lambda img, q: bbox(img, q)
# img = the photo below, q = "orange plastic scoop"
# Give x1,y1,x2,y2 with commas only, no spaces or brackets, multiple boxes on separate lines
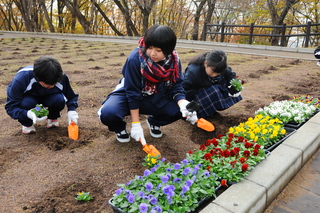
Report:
68,121,79,140
196,118,215,132
140,138,161,159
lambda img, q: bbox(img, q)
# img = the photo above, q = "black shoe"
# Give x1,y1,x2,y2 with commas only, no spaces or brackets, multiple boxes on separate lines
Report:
116,130,130,143
146,119,162,138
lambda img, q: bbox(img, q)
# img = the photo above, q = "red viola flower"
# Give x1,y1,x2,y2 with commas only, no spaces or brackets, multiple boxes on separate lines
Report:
221,179,228,187
200,144,206,150
210,149,217,156
207,166,211,171
217,134,223,139
230,149,236,157
242,164,249,172
253,149,259,156
254,144,261,150
188,150,193,154
212,138,219,146
244,142,253,148
228,133,234,138
205,139,213,146
204,153,212,160
240,157,246,163
229,160,237,168
237,136,244,143
243,150,250,157
224,150,231,157
226,142,232,148
233,147,240,154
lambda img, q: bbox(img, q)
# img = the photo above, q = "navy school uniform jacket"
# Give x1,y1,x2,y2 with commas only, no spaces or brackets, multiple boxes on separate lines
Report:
115,48,186,109
5,65,78,121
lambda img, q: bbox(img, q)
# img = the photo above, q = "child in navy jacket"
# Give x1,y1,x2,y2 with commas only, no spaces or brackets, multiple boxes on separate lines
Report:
5,56,79,134
98,25,197,143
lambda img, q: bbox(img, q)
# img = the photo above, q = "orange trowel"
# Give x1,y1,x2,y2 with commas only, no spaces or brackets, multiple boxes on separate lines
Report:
140,138,161,159
186,101,215,132
68,121,79,140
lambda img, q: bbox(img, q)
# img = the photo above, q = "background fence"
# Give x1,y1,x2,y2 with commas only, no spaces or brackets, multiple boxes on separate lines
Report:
203,21,320,48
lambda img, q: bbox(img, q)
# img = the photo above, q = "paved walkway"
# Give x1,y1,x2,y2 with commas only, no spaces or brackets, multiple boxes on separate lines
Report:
1,31,319,213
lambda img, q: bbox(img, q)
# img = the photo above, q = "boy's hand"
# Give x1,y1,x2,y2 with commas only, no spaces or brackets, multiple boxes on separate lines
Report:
68,111,78,125
131,122,145,142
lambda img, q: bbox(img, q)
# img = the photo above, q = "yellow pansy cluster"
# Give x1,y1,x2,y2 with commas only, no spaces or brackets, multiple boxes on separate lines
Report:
228,114,286,147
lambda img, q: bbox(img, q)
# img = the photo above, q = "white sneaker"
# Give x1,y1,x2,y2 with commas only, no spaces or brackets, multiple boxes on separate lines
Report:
47,119,59,128
22,125,36,134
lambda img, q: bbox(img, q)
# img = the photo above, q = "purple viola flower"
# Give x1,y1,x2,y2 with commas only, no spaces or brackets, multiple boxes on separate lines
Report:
161,175,169,183
154,205,162,213
35,106,40,111
139,203,148,213
182,185,190,193
150,210,156,213
182,167,191,176
127,193,135,203
174,163,181,170
166,168,172,172
144,169,152,177
161,158,166,162
150,196,158,205
145,182,153,191
163,185,175,197
156,183,162,190
138,191,145,197
193,165,200,174
203,170,210,177
126,180,132,186
186,179,193,187
181,159,188,165
167,196,173,204
173,177,182,183
115,188,123,195
125,190,131,194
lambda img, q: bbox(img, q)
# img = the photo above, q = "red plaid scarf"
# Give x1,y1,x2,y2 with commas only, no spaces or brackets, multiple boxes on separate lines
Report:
138,37,179,94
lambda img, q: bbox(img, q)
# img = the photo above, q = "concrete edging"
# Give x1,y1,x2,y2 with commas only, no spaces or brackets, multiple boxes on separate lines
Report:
200,112,320,213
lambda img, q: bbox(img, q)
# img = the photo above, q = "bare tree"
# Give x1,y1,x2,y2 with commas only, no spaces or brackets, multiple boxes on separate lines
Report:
13,0,36,31
267,0,300,46
191,0,207,40
113,0,139,36
39,0,55,32
133,0,157,33
62,0,92,34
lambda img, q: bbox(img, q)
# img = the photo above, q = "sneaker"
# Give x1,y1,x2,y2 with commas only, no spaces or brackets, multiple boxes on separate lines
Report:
146,119,162,138
116,130,130,143
47,119,59,128
22,125,36,134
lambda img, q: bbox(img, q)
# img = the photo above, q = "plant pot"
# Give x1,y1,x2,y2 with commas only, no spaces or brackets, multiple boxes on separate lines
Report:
284,110,319,129
265,127,296,152
109,198,126,213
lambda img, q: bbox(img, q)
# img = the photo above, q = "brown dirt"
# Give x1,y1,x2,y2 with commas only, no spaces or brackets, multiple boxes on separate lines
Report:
0,36,319,213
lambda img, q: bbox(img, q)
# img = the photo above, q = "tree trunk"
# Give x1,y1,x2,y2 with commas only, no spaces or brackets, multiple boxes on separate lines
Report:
113,0,140,36
133,0,157,34
62,0,92,34
93,0,124,36
39,0,55,32
267,0,300,46
192,0,207,40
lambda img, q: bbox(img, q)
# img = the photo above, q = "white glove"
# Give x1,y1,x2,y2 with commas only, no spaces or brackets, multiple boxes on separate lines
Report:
179,100,193,117
131,122,145,142
27,110,47,124
186,111,198,125
228,92,241,97
68,111,78,125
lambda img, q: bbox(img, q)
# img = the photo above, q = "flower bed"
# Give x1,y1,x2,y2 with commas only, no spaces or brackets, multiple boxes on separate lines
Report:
109,96,319,213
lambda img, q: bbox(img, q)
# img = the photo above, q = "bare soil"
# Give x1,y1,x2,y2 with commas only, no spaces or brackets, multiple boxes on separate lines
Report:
0,35,319,213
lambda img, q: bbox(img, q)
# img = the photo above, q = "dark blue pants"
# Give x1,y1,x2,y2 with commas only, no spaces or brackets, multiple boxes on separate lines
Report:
99,92,182,133
19,93,65,126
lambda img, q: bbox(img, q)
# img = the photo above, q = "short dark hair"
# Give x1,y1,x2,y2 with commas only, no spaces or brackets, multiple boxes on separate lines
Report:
144,25,177,57
33,56,63,85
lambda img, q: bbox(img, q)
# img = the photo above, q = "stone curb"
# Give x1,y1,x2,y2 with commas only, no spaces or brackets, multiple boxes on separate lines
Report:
200,112,320,213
